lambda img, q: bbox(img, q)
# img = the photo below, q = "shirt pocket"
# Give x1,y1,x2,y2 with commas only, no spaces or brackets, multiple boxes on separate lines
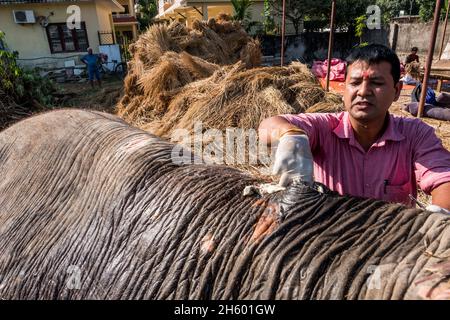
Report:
384,182,411,205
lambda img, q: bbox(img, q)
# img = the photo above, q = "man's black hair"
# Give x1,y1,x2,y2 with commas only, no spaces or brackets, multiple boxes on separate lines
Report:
345,44,401,85
411,47,418,51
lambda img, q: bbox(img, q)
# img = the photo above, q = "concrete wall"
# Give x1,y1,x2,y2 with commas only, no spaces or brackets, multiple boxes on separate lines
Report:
0,1,114,68
389,20,450,60
260,28,388,64
96,2,114,31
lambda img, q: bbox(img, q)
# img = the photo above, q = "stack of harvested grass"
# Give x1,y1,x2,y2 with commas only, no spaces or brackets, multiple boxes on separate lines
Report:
116,15,343,174
126,17,259,69
119,60,343,136
119,17,262,127
122,51,219,123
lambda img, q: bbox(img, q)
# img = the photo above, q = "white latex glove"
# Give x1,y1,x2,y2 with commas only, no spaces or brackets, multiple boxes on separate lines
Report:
426,204,450,215
272,134,314,187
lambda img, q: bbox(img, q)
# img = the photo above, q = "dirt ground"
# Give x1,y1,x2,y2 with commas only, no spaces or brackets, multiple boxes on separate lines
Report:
53,78,123,114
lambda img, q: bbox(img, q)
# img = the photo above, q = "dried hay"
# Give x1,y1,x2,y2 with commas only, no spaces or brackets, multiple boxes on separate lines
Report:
305,91,343,113
405,61,420,80
120,60,344,138
117,14,344,174
118,15,263,125
118,51,219,125
133,16,259,66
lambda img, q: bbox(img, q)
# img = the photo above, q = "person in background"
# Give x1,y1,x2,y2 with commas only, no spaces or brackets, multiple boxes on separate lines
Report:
405,47,419,64
81,47,102,89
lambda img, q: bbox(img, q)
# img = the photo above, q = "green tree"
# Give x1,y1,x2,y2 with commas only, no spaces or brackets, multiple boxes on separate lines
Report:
354,14,366,43
231,0,254,21
270,0,328,35
376,0,420,23
136,0,158,31
262,0,276,34
417,0,447,22
0,31,55,127
334,0,369,30
269,0,372,34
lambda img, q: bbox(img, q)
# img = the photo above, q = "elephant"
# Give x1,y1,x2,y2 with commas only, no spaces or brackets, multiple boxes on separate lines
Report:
0,109,449,300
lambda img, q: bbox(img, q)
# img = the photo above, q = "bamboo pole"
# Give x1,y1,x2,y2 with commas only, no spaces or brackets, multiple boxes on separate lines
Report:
418,0,442,118
280,0,286,66
438,0,450,59
326,0,337,92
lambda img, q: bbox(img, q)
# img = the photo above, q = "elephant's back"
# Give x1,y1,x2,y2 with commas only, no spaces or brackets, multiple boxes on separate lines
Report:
0,109,177,299
0,109,261,299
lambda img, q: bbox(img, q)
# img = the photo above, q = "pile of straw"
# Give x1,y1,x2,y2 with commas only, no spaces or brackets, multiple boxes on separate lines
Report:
118,57,343,136
116,16,343,174
134,61,342,137
118,17,263,125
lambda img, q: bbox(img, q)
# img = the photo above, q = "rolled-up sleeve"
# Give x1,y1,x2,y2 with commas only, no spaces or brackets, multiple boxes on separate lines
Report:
413,124,450,194
278,113,336,152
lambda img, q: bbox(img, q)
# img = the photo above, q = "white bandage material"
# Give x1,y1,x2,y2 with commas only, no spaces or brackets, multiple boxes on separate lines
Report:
272,134,314,187
426,204,450,215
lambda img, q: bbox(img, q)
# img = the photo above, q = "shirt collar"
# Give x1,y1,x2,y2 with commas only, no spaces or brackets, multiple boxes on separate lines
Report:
333,112,405,148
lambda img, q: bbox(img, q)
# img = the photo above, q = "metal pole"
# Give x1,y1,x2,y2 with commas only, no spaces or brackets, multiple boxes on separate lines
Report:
280,0,286,66
439,0,450,59
326,0,337,92
418,0,443,118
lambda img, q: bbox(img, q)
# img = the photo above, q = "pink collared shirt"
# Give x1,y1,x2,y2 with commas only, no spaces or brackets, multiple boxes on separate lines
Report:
280,111,450,206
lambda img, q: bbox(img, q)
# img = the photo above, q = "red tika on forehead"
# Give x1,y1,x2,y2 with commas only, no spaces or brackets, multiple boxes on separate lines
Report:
362,70,370,79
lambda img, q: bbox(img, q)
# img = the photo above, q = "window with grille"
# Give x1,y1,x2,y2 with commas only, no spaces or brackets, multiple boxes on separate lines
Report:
46,22,89,53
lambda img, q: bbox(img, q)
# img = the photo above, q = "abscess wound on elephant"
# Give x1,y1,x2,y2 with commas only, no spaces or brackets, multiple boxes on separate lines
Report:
250,201,280,243
200,233,216,253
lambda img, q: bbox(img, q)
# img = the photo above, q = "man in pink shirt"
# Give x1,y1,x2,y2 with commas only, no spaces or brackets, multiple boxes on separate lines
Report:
259,44,450,213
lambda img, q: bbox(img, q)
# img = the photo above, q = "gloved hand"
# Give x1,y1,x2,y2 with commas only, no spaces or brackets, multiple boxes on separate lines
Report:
272,134,314,187
426,204,450,215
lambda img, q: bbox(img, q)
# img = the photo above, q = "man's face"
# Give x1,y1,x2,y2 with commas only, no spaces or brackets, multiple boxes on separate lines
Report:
88,49,93,54
343,60,402,124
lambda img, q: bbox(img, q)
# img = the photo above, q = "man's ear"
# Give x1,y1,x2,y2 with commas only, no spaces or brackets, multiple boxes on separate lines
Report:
393,81,403,101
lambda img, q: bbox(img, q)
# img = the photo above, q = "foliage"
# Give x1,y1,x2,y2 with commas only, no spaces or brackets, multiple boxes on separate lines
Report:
333,0,369,30
0,31,55,109
354,14,366,42
270,0,327,35
268,0,445,32
417,0,447,22
136,0,158,31
262,0,276,34
231,0,260,34
376,0,420,23
268,0,370,34
231,0,254,21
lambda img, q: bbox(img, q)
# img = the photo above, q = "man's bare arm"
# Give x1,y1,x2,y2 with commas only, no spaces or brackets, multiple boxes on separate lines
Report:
431,182,450,211
258,116,305,146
